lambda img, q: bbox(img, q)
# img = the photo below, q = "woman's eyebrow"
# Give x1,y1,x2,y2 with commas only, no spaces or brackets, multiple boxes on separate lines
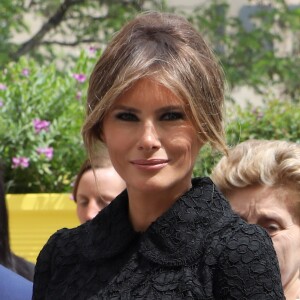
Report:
111,105,139,113
257,212,285,224
156,105,184,113
111,104,184,114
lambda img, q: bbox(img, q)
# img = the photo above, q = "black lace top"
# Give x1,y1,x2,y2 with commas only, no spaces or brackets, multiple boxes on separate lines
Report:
33,177,285,299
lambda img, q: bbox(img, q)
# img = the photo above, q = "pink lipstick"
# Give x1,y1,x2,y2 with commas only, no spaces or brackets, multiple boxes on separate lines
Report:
130,159,168,170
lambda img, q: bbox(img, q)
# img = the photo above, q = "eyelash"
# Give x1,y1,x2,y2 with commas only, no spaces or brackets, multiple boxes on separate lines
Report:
115,112,138,122
265,223,280,233
160,112,184,121
115,111,184,122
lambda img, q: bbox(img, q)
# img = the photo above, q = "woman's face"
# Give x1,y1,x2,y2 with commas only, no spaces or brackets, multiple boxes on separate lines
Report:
228,186,300,292
101,78,202,196
76,167,126,224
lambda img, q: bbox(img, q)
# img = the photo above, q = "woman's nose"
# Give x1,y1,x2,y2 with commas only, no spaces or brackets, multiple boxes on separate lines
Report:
86,201,100,221
137,123,161,151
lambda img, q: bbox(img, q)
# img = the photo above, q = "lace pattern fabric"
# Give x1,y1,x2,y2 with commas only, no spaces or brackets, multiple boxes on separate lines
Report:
32,177,285,300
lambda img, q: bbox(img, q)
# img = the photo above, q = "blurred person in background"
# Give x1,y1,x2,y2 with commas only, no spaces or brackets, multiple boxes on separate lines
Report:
211,139,300,300
0,164,35,281
72,156,126,224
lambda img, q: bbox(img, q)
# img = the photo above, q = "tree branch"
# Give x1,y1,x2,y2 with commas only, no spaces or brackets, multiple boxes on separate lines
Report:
41,38,99,46
10,0,85,60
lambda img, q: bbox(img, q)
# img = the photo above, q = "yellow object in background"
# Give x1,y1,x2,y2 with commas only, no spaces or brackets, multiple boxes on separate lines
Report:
6,193,80,263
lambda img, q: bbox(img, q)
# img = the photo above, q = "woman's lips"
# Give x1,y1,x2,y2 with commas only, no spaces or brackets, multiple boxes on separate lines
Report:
130,159,169,170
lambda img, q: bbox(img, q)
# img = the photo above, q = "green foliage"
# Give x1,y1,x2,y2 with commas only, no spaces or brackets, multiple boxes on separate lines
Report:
1,0,299,191
226,100,300,144
1,0,169,67
188,0,300,100
0,0,28,64
193,99,300,177
0,49,98,193
188,0,300,176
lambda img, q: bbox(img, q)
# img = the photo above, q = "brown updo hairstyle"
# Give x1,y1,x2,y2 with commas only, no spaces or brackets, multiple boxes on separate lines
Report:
82,11,227,161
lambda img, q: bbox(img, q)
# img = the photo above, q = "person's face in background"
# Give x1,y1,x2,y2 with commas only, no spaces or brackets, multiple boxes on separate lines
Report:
228,185,300,298
76,167,126,223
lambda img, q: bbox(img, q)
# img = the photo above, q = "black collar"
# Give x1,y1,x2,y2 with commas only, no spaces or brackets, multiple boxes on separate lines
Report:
80,177,237,266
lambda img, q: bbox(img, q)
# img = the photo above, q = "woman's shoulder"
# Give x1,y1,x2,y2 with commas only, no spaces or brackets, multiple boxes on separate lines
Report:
215,216,276,254
190,177,278,259
36,222,89,265
211,219,284,298
192,179,283,297
36,191,135,264
48,223,86,246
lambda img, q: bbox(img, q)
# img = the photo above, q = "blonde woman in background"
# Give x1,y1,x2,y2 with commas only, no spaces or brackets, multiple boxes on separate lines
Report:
211,139,300,300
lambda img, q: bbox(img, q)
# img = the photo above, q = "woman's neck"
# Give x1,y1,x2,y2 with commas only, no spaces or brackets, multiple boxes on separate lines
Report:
127,183,192,232
284,274,300,300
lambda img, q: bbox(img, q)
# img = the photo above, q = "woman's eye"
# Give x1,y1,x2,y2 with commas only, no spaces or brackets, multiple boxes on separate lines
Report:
161,112,184,121
96,198,111,207
115,112,138,121
78,201,88,207
264,223,281,235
